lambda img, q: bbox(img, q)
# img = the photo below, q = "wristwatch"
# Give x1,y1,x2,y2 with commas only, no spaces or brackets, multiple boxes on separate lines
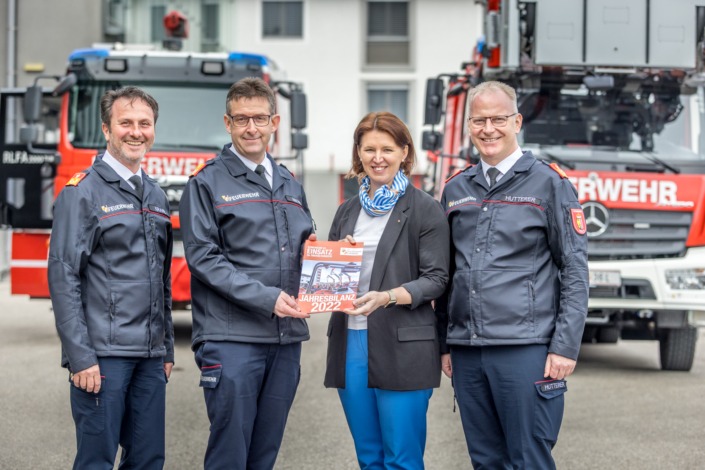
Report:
384,289,397,308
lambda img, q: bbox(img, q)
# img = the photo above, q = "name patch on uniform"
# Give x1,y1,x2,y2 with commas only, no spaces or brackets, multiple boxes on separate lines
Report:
101,203,135,213
504,195,541,205
220,192,260,203
200,376,217,383
570,208,587,235
538,380,567,393
447,195,477,208
148,204,169,216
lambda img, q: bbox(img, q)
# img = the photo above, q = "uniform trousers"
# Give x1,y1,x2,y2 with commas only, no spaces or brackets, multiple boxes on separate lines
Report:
195,341,302,470
450,344,566,470
338,329,432,470
70,356,167,470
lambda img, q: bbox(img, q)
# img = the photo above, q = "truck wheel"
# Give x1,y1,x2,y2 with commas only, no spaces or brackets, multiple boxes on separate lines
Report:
659,326,698,371
597,327,620,343
581,326,597,343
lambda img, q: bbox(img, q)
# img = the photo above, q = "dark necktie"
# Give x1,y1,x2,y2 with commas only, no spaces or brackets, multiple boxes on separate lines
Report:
255,164,270,189
129,175,143,198
487,167,500,188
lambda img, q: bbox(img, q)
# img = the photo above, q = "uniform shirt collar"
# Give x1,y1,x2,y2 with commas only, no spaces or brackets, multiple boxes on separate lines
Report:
229,144,273,185
102,151,142,183
481,146,523,181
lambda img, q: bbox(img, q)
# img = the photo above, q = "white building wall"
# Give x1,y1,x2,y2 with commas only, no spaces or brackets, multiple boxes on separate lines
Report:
233,0,482,173
235,0,364,172
124,0,482,173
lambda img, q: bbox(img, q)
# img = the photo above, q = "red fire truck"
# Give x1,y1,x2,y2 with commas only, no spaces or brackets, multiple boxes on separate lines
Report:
0,45,308,309
422,0,705,370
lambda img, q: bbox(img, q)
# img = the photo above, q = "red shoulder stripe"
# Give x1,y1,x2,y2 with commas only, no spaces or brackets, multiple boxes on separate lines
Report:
190,162,207,177
445,164,473,183
66,172,87,186
549,162,568,179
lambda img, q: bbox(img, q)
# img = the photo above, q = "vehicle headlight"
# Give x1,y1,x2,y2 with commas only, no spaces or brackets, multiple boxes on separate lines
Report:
665,268,705,290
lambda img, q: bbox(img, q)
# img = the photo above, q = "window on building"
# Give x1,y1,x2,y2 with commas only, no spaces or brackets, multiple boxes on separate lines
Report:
367,84,409,123
201,2,220,52
263,1,303,38
366,1,409,66
104,0,126,42
151,5,167,43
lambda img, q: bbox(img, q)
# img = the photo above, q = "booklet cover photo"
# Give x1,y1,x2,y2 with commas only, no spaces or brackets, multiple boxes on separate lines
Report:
298,240,364,314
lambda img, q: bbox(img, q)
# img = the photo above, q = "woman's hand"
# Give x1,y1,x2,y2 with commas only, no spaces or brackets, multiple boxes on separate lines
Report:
342,235,356,245
441,353,452,378
343,290,389,316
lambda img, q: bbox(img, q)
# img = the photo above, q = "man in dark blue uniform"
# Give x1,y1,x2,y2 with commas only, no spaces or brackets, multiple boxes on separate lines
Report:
438,81,589,469
48,87,174,469
179,77,314,470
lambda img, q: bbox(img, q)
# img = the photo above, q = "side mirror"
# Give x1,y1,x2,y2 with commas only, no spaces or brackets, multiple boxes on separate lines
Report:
292,132,308,150
421,130,443,151
424,78,444,125
24,86,43,124
290,90,307,130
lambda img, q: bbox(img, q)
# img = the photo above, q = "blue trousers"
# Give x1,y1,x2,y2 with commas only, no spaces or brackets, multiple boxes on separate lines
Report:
69,356,167,470
338,329,432,470
450,344,566,470
195,341,302,470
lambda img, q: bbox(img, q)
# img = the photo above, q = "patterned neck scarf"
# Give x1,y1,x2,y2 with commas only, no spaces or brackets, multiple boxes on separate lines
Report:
358,171,409,217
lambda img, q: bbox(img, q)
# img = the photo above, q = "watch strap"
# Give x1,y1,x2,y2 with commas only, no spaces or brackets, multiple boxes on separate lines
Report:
384,289,397,308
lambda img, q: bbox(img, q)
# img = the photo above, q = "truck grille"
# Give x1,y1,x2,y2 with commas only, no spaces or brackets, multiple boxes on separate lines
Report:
590,278,656,299
587,209,691,260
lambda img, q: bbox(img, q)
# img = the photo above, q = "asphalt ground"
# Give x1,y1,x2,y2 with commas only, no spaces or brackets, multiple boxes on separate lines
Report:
1,277,704,469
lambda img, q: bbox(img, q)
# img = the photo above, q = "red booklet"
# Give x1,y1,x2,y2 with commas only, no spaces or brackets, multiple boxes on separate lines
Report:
298,241,364,314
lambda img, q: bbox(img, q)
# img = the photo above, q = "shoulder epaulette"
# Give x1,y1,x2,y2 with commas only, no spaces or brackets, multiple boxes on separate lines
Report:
445,164,474,183
66,172,87,186
548,162,568,179
278,163,295,177
189,160,212,177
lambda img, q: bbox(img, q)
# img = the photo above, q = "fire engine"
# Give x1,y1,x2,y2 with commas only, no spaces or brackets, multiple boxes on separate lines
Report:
422,0,705,370
0,45,308,310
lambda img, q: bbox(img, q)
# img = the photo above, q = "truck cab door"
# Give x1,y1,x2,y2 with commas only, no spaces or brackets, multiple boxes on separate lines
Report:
0,89,60,229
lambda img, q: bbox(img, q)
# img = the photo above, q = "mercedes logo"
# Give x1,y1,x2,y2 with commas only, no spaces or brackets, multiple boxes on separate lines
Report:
581,201,610,237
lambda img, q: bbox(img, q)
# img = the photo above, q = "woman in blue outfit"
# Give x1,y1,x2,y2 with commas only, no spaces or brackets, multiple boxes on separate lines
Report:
324,112,450,469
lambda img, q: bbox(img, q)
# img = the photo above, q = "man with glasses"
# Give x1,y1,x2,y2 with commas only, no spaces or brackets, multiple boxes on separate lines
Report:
179,77,314,469
438,81,589,469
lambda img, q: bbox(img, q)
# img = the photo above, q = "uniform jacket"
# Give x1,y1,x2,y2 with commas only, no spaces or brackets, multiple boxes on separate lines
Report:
48,155,174,373
180,146,313,350
437,151,589,360
324,185,450,391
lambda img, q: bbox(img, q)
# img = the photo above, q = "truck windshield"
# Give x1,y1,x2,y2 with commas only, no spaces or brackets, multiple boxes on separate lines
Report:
67,82,226,151
518,86,705,161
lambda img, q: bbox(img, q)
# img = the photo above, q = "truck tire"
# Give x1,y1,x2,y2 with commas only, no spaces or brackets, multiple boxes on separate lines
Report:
597,327,620,343
659,326,698,371
581,326,597,343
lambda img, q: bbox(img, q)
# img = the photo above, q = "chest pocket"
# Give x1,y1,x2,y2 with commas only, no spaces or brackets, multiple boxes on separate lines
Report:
486,196,546,269
146,205,172,275
98,205,144,278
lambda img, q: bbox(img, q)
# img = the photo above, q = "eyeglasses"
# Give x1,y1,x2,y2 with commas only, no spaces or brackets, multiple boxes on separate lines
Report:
468,113,518,129
228,114,272,127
